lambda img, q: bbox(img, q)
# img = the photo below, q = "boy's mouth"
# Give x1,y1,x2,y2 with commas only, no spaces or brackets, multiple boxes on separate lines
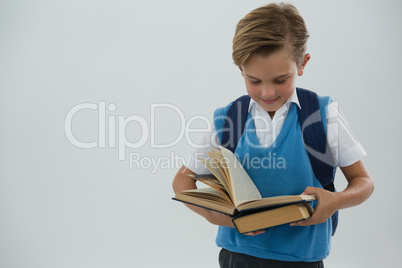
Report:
261,97,279,104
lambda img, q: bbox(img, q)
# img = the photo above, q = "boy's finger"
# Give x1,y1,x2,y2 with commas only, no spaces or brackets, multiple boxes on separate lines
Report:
244,230,265,236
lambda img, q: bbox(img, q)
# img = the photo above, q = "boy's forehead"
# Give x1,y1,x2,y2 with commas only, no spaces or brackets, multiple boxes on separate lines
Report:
242,52,296,78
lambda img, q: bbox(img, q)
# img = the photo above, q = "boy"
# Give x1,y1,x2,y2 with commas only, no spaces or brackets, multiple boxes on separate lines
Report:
172,3,374,267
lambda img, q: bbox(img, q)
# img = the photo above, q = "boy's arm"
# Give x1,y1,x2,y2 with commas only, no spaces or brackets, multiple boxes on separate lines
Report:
291,160,374,226
173,165,266,236
172,165,235,228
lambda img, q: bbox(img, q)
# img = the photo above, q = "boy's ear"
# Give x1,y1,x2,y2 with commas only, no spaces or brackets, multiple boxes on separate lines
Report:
298,53,311,76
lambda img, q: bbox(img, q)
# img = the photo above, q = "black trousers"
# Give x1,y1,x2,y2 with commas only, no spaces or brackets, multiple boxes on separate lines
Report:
219,248,324,268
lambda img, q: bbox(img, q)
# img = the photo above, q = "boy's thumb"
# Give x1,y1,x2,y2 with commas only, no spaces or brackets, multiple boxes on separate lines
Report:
301,186,315,196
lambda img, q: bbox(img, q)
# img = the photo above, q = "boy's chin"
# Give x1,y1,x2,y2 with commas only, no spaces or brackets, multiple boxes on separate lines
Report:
258,102,281,113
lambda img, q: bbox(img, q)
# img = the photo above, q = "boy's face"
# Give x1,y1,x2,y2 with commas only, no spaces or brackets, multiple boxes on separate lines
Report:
241,49,309,116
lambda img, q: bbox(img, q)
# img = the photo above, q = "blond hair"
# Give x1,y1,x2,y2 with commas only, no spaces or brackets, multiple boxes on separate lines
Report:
232,3,309,68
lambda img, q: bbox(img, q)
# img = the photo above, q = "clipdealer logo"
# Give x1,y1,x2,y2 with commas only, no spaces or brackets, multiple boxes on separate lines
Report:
64,101,214,171
64,100,340,172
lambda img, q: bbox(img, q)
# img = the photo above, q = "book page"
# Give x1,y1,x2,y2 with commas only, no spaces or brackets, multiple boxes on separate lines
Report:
219,146,261,207
236,194,316,211
174,187,235,215
180,187,232,204
199,158,229,193
208,150,229,185
187,174,222,188
187,174,231,201
210,149,232,197
212,149,231,182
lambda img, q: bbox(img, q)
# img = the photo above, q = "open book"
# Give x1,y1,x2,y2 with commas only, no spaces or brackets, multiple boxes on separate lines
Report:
173,146,316,234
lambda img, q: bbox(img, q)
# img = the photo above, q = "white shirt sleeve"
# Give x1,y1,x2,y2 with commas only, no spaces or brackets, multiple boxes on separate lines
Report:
184,123,221,174
326,101,367,167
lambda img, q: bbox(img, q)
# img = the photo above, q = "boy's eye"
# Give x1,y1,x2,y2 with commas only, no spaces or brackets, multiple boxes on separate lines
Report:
274,79,286,84
250,80,261,85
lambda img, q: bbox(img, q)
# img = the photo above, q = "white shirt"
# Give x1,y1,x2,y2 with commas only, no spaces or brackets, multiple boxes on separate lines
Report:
185,90,366,174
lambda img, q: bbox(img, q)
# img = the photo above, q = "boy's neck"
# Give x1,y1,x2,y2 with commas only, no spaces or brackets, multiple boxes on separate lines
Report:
268,111,275,119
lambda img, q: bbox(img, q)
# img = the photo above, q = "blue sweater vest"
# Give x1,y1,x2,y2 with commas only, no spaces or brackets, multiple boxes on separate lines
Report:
213,98,332,262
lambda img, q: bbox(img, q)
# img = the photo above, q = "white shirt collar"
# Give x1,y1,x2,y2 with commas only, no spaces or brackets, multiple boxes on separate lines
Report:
248,89,301,113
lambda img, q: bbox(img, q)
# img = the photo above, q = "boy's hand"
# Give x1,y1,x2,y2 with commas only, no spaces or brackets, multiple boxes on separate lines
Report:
207,210,265,236
244,230,265,236
205,210,235,228
290,186,339,227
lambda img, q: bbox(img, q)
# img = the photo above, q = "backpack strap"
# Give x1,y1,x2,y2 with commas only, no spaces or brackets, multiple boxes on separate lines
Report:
221,95,251,153
296,88,338,235
296,88,336,192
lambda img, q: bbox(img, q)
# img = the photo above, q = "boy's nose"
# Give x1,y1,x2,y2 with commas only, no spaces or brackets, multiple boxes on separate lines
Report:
261,86,276,98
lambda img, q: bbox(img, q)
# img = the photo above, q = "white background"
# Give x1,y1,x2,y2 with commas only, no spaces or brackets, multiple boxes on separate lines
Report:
1,0,401,267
